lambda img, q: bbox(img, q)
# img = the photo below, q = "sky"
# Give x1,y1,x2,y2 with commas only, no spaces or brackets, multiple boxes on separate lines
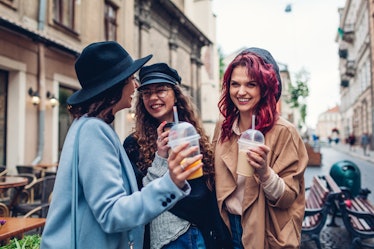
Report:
212,0,346,129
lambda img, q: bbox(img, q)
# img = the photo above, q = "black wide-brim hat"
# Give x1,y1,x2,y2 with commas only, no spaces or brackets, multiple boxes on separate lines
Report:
67,41,152,105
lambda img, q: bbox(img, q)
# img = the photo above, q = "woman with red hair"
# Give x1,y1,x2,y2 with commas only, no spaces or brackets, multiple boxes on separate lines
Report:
212,48,308,249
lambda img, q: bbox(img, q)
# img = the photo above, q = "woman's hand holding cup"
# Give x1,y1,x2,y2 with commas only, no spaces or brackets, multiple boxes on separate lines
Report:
157,121,171,158
167,142,203,189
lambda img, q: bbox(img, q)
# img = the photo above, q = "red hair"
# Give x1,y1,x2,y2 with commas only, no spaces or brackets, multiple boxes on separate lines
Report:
218,51,279,142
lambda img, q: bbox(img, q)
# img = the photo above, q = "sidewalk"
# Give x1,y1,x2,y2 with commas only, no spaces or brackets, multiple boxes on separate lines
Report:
324,142,374,164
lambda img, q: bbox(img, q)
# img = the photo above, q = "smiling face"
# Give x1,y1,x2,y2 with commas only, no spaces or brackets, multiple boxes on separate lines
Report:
139,83,175,122
229,65,261,117
112,75,138,114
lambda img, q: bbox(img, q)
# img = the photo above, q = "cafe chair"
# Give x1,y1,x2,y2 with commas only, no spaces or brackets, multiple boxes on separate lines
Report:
0,202,9,216
23,203,50,218
0,166,9,201
0,165,7,176
11,175,55,218
16,165,41,178
0,173,37,210
14,173,38,203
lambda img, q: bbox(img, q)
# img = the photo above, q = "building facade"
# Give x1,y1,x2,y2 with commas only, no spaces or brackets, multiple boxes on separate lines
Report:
336,0,373,149
0,0,218,173
316,105,343,142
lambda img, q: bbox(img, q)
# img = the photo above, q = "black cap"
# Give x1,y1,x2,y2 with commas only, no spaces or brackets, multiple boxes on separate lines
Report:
138,63,181,90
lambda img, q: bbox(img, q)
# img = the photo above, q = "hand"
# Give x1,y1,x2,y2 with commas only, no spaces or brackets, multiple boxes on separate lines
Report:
167,142,203,189
157,121,171,158
247,144,271,182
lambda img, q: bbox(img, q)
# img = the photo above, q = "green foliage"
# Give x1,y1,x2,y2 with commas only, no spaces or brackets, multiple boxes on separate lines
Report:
286,69,310,108
300,104,307,124
2,234,41,249
286,68,310,125
218,46,225,80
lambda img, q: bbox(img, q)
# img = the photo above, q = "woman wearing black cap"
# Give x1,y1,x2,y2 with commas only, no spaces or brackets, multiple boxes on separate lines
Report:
212,48,308,249
40,42,201,249
123,63,232,249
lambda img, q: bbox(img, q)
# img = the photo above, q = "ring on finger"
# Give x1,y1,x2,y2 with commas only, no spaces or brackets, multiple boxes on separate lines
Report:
157,137,162,142
180,164,186,171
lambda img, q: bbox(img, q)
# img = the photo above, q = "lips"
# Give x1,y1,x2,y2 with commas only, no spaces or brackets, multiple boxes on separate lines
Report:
238,98,250,104
151,104,164,110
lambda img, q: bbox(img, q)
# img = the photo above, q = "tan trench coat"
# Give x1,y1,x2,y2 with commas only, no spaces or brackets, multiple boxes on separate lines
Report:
212,117,308,249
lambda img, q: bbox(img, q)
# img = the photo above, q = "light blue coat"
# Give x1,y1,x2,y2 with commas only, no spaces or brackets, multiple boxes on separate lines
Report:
41,116,190,249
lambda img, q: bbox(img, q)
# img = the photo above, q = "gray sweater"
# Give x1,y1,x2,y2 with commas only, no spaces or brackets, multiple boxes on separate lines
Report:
143,154,191,249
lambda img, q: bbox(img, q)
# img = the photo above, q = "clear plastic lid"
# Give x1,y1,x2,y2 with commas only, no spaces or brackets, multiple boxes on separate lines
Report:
168,122,200,148
238,129,265,145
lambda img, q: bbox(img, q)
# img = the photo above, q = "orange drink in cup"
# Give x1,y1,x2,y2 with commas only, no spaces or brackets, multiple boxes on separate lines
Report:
180,158,203,180
168,122,203,180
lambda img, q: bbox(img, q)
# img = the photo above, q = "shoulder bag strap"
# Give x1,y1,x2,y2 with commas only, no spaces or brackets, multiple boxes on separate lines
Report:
71,119,88,249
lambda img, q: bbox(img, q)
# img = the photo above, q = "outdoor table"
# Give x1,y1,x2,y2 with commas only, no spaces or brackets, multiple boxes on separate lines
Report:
0,217,46,245
34,163,58,177
0,176,28,216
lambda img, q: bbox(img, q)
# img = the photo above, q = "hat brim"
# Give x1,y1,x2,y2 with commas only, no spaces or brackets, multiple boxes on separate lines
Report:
67,54,152,105
137,78,176,91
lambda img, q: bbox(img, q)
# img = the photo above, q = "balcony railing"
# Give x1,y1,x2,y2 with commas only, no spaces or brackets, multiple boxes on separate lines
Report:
345,60,355,77
338,24,355,43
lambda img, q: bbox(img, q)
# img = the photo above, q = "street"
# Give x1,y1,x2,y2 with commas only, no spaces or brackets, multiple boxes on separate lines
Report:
302,144,374,249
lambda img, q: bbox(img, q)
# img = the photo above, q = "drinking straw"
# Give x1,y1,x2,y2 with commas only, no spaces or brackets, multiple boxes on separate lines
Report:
173,106,179,124
252,114,256,140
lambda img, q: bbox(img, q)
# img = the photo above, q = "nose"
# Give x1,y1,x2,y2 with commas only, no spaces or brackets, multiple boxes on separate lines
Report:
134,78,140,88
238,85,246,95
149,91,159,99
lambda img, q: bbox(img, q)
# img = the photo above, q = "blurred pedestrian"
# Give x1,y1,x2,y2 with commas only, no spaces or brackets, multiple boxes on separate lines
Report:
212,48,308,249
361,132,370,156
348,133,356,151
41,41,200,249
123,63,232,249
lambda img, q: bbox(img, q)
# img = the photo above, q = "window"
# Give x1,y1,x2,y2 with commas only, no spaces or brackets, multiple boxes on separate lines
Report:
58,86,74,159
0,70,7,165
105,1,118,40
53,0,75,30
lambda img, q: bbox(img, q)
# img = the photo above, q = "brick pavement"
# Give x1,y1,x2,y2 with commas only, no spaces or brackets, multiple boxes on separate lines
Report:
301,215,352,249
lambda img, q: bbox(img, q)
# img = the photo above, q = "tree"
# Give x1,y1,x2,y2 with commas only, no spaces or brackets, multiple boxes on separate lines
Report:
286,68,310,126
218,46,225,80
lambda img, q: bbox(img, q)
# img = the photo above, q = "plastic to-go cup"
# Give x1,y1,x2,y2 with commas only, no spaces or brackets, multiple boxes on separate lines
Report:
163,122,175,132
168,122,202,180
237,129,265,176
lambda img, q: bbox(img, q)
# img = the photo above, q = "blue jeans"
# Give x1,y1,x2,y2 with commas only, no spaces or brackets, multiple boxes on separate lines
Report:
162,225,206,249
228,213,244,249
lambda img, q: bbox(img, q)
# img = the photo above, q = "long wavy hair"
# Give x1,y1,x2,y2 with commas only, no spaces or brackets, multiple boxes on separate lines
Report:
132,85,215,189
68,80,126,124
218,51,279,142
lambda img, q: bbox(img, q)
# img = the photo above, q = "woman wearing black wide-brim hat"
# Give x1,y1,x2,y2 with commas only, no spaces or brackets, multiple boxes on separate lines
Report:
41,41,203,249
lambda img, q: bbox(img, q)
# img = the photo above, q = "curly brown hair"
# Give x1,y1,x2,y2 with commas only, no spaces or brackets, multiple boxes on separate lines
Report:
132,85,215,189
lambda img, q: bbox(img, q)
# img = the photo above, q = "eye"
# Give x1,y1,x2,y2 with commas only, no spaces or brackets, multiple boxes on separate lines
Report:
141,90,151,97
230,81,239,87
157,88,167,94
247,81,257,88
